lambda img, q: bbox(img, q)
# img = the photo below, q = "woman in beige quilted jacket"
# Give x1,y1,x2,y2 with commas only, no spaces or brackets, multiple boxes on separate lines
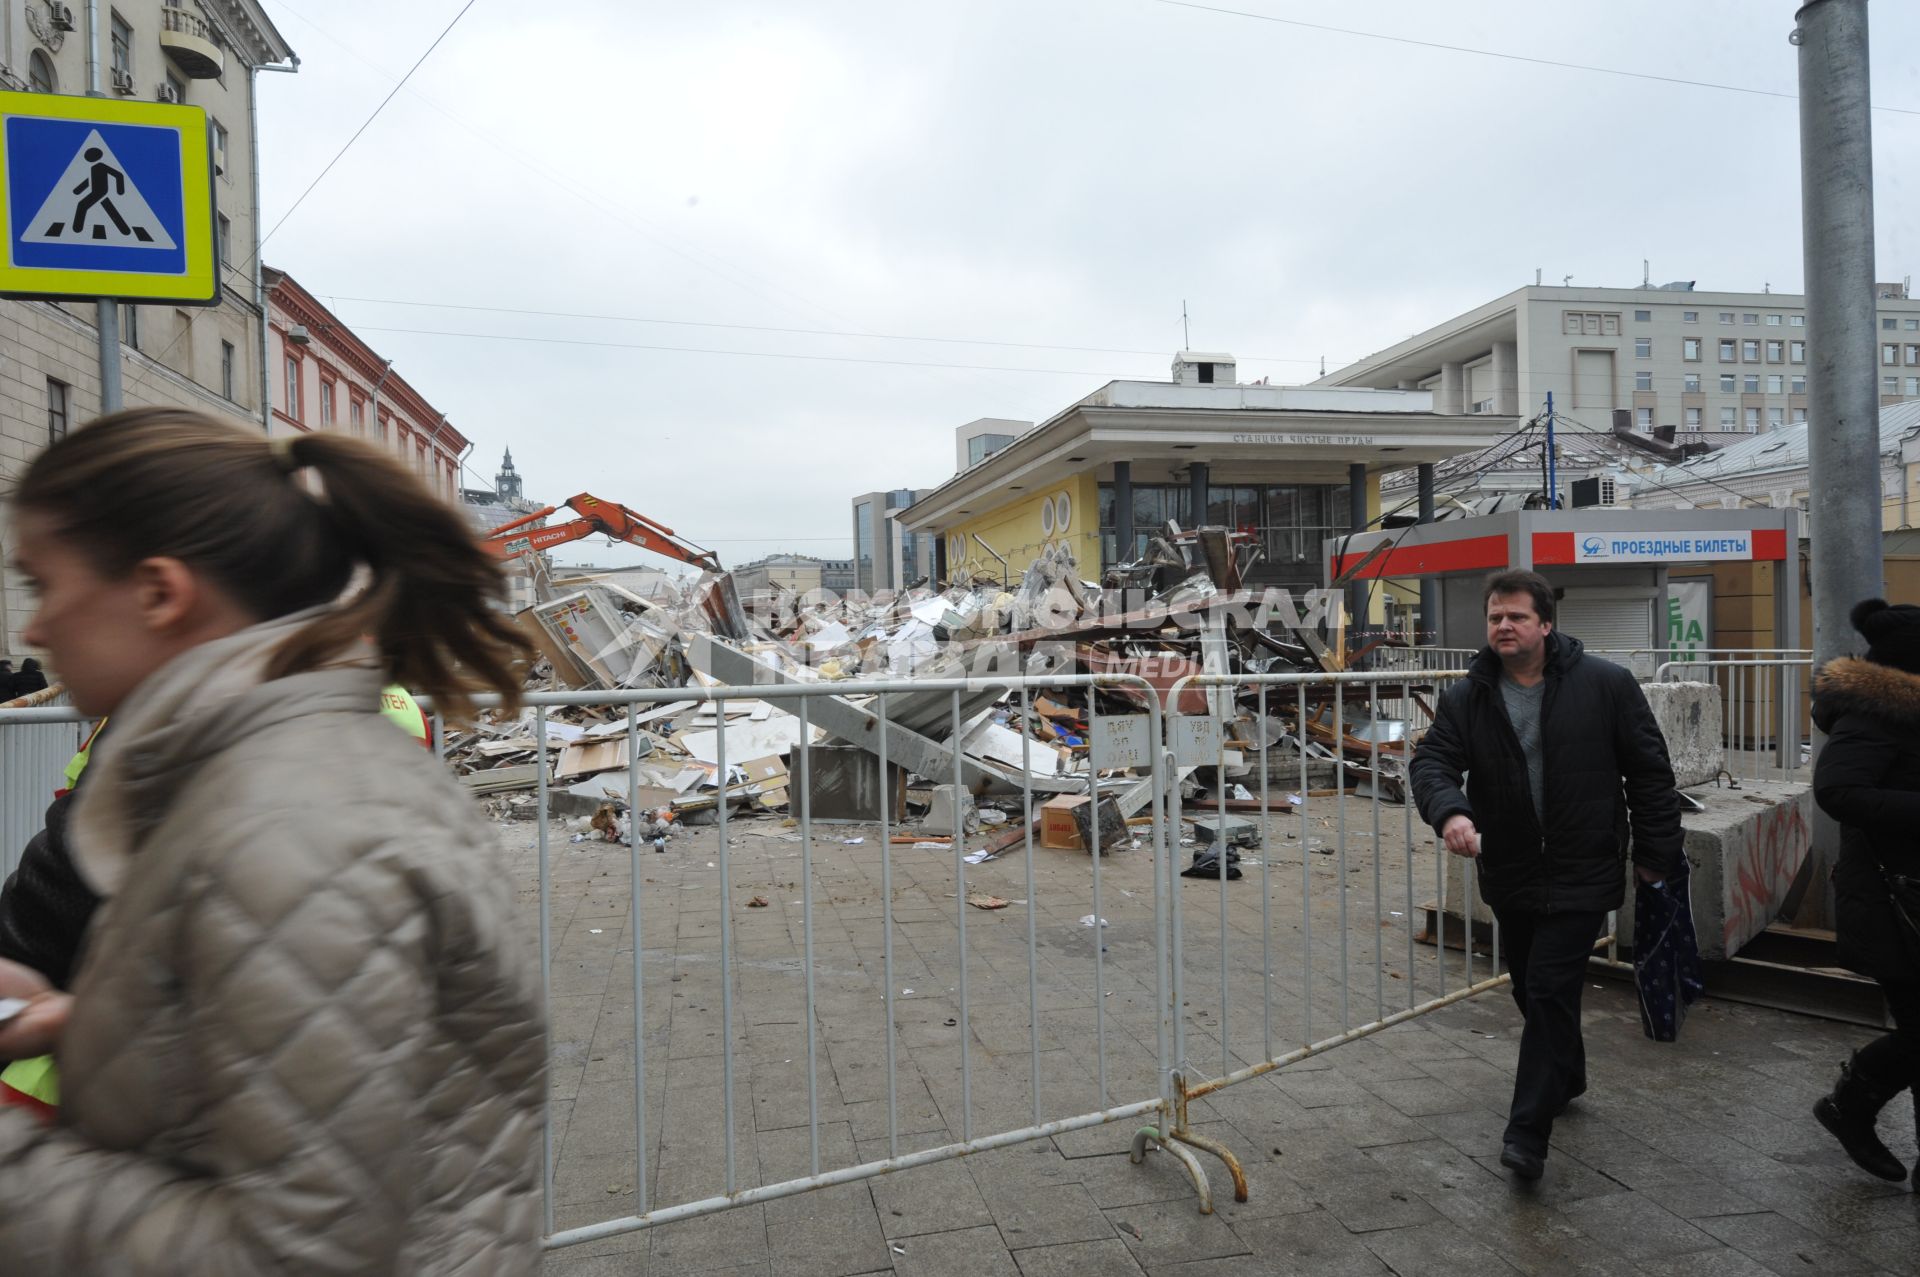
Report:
0,408,546,1274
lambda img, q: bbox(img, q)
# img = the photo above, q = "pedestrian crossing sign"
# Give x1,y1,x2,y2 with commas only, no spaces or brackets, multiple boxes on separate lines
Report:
0,90,217,304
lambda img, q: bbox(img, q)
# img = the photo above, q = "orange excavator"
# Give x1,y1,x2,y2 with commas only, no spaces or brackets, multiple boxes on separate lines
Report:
481,493,722,573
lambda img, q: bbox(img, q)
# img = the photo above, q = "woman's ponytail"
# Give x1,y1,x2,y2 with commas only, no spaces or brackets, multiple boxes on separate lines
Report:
269,430,532,720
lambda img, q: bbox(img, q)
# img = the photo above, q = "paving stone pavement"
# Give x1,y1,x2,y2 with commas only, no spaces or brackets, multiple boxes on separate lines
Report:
520,806,1920,1276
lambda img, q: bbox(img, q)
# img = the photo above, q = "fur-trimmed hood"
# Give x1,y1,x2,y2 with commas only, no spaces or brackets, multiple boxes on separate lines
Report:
1812,656,1920,733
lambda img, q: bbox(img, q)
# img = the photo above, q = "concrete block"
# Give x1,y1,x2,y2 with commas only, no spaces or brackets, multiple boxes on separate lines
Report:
1618,779,1812,960
1644,680,1724,788
924,783,977,836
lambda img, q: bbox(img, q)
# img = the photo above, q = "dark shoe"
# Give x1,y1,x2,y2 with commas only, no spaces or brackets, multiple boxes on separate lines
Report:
1812,1056,1908,1182
1500,1143,1544,1181
1554,1078,1588,1118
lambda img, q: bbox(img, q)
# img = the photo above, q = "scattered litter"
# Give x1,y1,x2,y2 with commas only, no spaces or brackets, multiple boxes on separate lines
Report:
1080,915,1110,928
963,849,999,865
843,837,865,845
747,896,769,908
901,988,914,996
588,928,603,934
967,893,1011,911
891,1245,906,1256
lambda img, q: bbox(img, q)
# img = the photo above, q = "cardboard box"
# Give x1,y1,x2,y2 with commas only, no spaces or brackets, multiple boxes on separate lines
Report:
1041,795,1090,850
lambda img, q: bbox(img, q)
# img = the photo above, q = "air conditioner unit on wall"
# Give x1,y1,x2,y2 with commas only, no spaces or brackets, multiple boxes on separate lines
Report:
49,3,75,32
110,68,134,94
157,83,180,103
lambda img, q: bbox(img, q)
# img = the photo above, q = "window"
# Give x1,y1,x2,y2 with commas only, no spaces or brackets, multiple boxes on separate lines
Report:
1684,372,1701,392
46,378,69,443
1635,370,1653,390
1766,314,1782,326
28,49,55,93
377,413,388,443
1768,407,1784,429
1635,337,1651,358
1908,345,1920,366
1636,407,1653,430
1634,309,1652,322
1685,406,1702,428
166,72,186,104
1743,313,1759,325
1767,374,1784,393
1766,340,1784,362
1682,337,1702,360
212,120,228,176
1718,311,1735,324
1563,310,1621,336
1720,406,1737,428
1745,407,1761,431
221,340,235,400
1793,407,1808,422
319,379,334,426
216,214,230,265
1791,374,1806,393
1742,339,1760,361
1719,339,1736,361
1790,340,1805,362
1683,311,1699,323
284,355,301,419
1744,374,1760,393
1884,317,1898,331
350,398,364,434
120,303,138,350
1909,377,1920,396
1884,344,1899,365
1719,373,1736,392
1791,315,1805,326
1885,375,1900,395
110,13,132,80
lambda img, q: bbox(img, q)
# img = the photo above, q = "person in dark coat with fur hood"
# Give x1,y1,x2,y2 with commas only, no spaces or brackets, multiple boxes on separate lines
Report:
1810,598,1920,1183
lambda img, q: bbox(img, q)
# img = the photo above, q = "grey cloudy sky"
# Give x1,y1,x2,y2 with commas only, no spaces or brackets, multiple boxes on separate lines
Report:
254,0,1920,569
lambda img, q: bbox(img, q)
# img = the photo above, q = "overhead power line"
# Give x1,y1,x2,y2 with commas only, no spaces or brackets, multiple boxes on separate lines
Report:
1150,0,1920,117
257,0,482,253
327,295,1336,365
347,324,1138,377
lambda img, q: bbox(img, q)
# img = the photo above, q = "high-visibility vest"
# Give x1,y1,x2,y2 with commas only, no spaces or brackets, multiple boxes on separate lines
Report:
1,685,429,1120
379,686,432,748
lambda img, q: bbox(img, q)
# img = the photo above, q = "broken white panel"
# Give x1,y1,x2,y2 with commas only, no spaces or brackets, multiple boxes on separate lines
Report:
677,715,812,765
958,719,1063,777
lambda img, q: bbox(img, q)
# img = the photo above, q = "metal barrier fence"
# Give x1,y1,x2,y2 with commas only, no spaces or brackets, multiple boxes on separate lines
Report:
1594,648,1811,682
0,688,88,881
2,665,1572,1250
1656,657,1816,781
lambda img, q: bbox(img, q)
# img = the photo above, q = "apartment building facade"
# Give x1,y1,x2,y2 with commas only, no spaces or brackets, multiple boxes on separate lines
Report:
0,0,295,654
1319,280,1920,444
264,268,466,500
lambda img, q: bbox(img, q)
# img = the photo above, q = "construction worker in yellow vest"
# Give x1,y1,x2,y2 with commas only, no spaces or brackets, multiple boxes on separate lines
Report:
0,686,430,1118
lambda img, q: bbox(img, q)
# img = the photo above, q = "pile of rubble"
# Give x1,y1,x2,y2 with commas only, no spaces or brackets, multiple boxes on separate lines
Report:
444,523,1440,863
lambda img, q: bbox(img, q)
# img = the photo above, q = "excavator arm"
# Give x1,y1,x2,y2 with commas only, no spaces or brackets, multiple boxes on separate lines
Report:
482,493,722,573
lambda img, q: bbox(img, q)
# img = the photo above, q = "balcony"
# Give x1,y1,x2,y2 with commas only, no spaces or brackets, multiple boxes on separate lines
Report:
160,7,222,80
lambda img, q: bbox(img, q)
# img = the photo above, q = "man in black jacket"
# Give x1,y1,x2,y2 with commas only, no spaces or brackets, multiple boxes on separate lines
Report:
1411,570,1682,1181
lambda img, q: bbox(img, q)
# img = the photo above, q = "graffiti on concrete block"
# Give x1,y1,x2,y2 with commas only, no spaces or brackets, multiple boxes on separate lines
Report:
1722,799,1810,954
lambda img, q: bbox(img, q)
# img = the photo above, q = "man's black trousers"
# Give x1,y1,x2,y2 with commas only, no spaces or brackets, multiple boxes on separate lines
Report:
1492,907,1607,1157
